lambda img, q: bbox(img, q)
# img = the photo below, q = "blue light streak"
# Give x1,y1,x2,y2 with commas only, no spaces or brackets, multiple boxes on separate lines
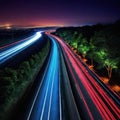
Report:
27,36,61,120
0,32,42,64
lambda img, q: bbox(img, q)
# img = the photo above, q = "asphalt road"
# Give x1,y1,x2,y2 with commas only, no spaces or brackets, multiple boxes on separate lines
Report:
24,34,81,120
26,35,61,120
8,33,81,120
1,32,119,120
8,34,62,120
51,34,120,120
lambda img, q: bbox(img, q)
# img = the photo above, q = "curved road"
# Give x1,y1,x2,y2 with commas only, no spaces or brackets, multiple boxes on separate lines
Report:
10,33,81,120
1,31,80,120
26,35,62,120
50,33,120,120
47,33,81,120
1,31,119,120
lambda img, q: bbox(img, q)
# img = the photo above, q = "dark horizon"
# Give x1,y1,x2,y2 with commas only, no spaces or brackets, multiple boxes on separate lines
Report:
0,0,120,27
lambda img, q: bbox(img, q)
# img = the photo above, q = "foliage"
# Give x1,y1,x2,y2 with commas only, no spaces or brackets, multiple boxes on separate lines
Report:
94,48,118,78
55,20,120,82
0,41,50,119
77,38,90,58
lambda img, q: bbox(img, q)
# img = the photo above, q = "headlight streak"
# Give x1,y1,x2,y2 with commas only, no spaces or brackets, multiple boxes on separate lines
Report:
0,32,42,64
0,35,34,51
26,34,61,120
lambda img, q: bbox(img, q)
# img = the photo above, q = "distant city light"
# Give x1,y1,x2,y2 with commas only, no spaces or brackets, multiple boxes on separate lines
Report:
0,24,12,29
5,24,11,29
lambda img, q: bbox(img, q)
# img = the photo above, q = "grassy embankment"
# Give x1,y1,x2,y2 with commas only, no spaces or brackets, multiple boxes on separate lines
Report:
0,40,50,119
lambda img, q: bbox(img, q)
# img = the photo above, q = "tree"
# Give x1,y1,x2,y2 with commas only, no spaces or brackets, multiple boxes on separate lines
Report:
104,59,118,79
18,61,31,79
87,38,96,66
29,58,35,67
3,68,18,83
77,38,90,58
71,33,83,49
95,48,118,79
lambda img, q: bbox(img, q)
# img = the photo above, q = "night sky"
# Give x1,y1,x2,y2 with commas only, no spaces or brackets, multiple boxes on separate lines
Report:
0,0,120,26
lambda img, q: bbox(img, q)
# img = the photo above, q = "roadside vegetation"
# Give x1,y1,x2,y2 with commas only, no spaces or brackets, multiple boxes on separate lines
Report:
0,40,50,119
54,20,120,87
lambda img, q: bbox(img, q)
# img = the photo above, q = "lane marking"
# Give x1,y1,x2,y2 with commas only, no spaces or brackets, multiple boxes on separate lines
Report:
40,57,54,120
59,62,62,120
47,53,56,120
27,47,52,120
40,40,56,120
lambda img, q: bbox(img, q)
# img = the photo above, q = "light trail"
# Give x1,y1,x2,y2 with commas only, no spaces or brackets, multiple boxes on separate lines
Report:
27,35,61,120
51,34,120,120
0,35,34,50
65,46,119,119
0,32,42,64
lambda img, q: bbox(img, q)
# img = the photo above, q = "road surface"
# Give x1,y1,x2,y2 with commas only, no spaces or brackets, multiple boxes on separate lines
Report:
10,33,81,120
50,33,120,120
47,33,81,120
1,32,119,120
25,35,61,120
23,34,81,120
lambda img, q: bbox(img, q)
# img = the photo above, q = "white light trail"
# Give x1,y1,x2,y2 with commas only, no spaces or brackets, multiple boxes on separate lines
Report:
0,32,42,64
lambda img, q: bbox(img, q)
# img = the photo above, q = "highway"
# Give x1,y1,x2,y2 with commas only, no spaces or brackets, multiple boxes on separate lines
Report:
25,35,61,120
47,33,81,120
25,34,81,120
9,32,81,120
50,34,120,120
0,32,42,64
0,31,120,120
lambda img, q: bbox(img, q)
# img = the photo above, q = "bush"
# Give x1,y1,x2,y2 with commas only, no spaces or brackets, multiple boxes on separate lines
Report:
0,40,50,119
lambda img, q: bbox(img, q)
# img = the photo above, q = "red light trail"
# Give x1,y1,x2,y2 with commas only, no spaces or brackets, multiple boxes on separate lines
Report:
50,34,120,120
